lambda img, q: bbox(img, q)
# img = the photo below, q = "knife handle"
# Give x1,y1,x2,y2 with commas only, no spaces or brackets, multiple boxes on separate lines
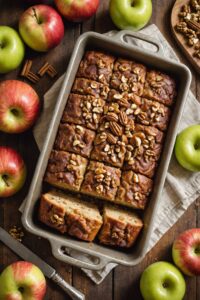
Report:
52,273,85,300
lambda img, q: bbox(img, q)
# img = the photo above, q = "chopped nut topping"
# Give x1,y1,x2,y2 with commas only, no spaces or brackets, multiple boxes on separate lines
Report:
133,173,139,183
113,93,123,99
50,214,64,225
76,125,84,133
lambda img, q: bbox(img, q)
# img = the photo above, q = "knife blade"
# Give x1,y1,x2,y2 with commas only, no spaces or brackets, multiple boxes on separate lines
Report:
0,227,85,300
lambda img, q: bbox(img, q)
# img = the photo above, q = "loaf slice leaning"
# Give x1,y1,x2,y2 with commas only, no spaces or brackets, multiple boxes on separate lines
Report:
99,205,143,248
39,190,103,242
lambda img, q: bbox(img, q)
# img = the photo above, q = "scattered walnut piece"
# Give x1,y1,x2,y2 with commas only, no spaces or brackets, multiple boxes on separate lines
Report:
9,226,24,242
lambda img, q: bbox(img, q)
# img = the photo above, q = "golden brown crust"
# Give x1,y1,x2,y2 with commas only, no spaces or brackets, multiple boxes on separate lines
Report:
72,78,110,100
91,131,127,168
77,51,115,85
66,213,102,242
123,124,164,178
137,98,171,131
110,58,146,96
39,194,67,233
143,70,176,106
54,123,96,158
44,150,88,191
107,90,171,131
116,171,153,209
81,161,121,201
39,191,103,242
62,93,105,130
98,101,134,134
99,205,143,248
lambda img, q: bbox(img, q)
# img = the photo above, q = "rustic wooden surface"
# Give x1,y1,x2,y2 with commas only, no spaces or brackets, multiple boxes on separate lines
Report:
171,0,200,74
0,0,199,299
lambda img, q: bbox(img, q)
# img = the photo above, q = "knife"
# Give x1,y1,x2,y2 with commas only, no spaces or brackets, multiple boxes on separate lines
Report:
0,227,85,300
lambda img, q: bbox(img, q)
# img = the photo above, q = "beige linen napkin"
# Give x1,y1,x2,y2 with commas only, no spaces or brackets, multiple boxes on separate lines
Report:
26,24,200,284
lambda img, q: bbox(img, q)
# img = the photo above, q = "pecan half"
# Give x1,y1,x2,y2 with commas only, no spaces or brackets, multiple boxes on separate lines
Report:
107,132,118,144
110,122,123,136
119,111,128,125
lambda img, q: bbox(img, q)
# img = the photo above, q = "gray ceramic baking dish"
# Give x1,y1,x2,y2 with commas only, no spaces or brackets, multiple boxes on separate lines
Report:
22,30,191,270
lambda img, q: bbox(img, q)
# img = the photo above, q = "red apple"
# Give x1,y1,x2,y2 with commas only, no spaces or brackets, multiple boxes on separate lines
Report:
172,228,200,276
0,261,46,300
19,5,64,52
0,147,26,197
54,0,99,22
0,80,40,133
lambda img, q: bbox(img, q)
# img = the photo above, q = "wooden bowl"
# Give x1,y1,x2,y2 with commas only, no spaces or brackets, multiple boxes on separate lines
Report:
171,0,200,73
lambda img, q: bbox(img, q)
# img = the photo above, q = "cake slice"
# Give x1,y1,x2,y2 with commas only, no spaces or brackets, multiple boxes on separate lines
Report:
91,130,127,168
54,123,96,158
81,161,121,201
72,78,110,100
116,171,153,209
77,51,115,85
39,190,103,241
62,93,105,130
44,150,88,191
99,205,143,248
143,70,176,106
110,58,146,96
39,191,67,234
123,124,164,178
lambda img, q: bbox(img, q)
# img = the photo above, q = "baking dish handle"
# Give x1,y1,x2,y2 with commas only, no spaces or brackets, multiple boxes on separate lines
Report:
51,241,112,270
112,30,164,56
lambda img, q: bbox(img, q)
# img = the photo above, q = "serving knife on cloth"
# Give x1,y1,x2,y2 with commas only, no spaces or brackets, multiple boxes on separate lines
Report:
0,227,85,300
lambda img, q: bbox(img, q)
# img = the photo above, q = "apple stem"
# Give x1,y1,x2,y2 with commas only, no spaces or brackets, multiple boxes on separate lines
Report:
131,0,136,7
2,175,10,187
195,247,200,254
18,287,24,293
162,282,169,288
32,8,40,24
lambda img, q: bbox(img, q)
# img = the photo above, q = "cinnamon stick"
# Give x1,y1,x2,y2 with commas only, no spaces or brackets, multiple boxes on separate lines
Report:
21,60,33,76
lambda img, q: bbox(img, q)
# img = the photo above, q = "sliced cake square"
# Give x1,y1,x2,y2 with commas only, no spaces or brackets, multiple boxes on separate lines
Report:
99,205,143,248
143,70,176,106
54,123,96,158
110,58,146,96
39,190,103,241
44,150,88,191
62,93,105,130
116,171,153,209
72,78,110,100
77,51,115,85
81,161,121,201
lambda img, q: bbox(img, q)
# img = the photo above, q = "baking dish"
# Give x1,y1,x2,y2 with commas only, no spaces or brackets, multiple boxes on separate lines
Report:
22,30,191,270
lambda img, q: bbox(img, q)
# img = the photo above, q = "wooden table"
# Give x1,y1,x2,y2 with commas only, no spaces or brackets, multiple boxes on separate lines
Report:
0,0,199,299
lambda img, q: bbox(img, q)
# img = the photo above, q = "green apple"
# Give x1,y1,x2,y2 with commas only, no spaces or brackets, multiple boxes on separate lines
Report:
175,124,200,172
109,0,152,31
140,261,186,300
0,26,25,74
